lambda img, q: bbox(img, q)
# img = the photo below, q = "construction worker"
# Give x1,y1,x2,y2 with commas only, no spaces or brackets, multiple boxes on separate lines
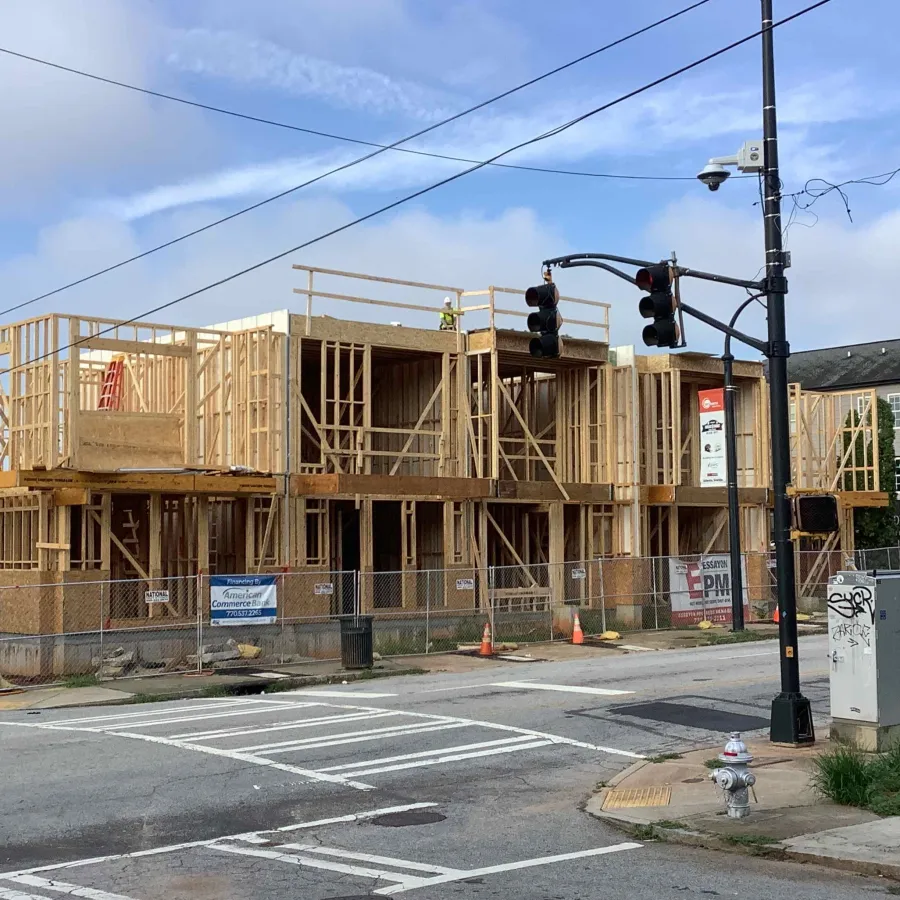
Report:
439,297,458,331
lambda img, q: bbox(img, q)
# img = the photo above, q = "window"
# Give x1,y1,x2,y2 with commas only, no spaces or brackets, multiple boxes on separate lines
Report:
888,394,900,428
895,458,900,493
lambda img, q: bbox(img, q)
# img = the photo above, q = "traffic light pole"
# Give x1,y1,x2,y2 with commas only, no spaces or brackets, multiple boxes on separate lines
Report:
761,0,813,744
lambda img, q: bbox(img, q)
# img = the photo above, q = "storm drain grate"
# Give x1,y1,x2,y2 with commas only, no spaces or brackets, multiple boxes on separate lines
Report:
603,786,671,809
611,700,770,732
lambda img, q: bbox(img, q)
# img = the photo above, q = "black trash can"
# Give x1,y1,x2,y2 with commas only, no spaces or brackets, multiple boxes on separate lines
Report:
339,615,374,669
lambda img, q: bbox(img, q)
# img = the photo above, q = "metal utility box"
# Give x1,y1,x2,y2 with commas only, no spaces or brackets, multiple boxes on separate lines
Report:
827,571,900,750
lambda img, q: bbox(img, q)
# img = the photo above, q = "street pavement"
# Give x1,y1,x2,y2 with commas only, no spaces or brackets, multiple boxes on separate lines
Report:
0,634,887,898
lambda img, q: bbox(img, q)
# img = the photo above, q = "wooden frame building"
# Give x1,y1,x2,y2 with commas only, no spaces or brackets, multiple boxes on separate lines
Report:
0,265,887,631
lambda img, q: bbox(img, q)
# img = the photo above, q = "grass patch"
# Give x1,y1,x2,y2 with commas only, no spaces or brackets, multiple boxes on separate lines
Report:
63,674,100,688
648,752,683,763
811,743,900,816
722,833,780,847
701,630,771,646
704,757,722,770
127,692,171,704
631,824,657,841
654,820,687,830
885,885,900,895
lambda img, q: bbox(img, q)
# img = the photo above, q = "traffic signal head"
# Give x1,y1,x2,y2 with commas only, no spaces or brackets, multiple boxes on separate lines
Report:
525,280,562,359
636,263,679,349
525,283,559,308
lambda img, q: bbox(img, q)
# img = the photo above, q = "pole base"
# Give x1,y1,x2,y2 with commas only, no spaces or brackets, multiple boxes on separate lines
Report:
770,692,815,745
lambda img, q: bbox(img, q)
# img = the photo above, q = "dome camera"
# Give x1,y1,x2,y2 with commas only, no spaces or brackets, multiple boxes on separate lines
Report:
697,163,730,191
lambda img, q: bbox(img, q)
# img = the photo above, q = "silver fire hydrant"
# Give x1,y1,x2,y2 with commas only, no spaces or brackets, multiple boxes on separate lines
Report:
709,732,756,819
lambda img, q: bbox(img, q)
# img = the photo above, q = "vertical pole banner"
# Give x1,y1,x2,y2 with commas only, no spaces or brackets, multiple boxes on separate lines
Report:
699,388,726,487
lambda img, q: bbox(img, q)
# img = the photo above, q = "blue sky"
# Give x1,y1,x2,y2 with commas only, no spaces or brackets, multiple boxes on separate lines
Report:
0,0,897,354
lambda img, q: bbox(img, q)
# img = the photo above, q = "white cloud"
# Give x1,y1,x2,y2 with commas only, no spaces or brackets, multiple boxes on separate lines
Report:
644,195,900,355
0,0,212,203
166,27,459,122
103,69,893,222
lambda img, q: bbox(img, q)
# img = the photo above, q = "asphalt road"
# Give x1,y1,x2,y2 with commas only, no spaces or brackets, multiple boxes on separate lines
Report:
0,635,887,899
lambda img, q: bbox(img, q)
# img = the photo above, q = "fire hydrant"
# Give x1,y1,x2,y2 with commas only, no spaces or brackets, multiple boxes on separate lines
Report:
709,732,756,819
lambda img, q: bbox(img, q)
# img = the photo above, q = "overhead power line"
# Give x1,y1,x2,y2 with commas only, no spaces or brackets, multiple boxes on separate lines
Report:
3,0,831,377
0,0,715,319
0,29,717,181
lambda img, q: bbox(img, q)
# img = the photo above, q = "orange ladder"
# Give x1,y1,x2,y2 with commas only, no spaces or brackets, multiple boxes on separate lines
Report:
98,355,125,410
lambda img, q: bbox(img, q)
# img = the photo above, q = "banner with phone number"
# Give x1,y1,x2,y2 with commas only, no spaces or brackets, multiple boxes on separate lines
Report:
210,575,277,626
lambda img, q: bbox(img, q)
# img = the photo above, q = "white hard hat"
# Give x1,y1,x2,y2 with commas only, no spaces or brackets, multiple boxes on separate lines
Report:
444,297,452,306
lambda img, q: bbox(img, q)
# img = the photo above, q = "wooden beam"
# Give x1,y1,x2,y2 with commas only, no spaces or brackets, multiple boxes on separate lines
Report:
77,336,193,358
388,379,444,477
496,378,570,501
90,508,150,581
485,508,538,586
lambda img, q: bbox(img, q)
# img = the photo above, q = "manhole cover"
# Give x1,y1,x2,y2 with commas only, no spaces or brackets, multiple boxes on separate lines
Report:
373,810,446,827
603,786,671,810
611,701,769,732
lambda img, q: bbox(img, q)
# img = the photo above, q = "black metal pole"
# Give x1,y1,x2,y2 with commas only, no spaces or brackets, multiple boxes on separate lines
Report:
761,0,814,744
723,349,745,631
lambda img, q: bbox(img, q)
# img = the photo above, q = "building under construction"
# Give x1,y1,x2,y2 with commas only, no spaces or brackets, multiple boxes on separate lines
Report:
0,265,888,641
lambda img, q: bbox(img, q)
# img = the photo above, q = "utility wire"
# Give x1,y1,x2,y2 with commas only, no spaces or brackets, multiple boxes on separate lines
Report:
1,10,727,183
4,0,831,375
0,0,715,320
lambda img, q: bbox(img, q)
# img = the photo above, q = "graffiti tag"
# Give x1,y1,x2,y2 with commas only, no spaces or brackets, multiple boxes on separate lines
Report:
827,585,875,625
831,620,871,648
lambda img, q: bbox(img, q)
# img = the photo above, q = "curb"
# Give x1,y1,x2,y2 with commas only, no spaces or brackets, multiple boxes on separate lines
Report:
588,799,900,882
30,666,426,710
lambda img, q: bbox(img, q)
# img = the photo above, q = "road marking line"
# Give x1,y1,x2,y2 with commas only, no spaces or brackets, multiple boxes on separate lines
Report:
280,845,460,875
493,681,633,697
373,842,643,895
318,735,538,772
340,738,553,777
281,689,399,698
3,875,138,900
315,701,646,759
248,721,469,755
715,650,779,660
206,843,421,889
0,888,53,900
88,703,310,731
247,672,292,679
56,699,255,725
173,709,398,741
0,803,438,877
415,682,500,694
99,729,375,790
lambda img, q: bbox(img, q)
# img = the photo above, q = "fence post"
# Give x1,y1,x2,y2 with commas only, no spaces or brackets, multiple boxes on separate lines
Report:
651,556,659,631
98,581,105,681
196,571,203,673
425,570,431,654
487,565,496,642
598,558,607,634
279,570,286,666
354,570,361,617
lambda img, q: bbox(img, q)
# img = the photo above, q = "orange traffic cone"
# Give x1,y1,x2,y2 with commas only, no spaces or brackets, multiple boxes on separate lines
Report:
572,612,585,645
479,621,493,656
773,606,780,624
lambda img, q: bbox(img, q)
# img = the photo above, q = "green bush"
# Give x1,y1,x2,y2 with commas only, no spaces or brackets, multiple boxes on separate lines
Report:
810,743,900,812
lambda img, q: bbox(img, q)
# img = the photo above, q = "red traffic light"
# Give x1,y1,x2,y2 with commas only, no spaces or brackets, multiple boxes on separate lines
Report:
635,264,671,293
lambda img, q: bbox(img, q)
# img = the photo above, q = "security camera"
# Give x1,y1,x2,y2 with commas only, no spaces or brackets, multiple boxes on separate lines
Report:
697,163,730,191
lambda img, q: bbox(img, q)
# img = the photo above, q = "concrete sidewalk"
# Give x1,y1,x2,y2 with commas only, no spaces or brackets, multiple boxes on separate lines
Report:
0,623,824,712
587,739,900,880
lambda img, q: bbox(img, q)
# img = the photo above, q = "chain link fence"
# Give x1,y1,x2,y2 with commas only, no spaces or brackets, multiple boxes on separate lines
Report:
4,547,898,687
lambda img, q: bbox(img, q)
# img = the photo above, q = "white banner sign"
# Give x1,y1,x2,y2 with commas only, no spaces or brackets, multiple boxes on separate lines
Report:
668,555,749,625
144,590,169,604
455,578,475,591
210,575,277,626
698,388,726,487
314,583,334,595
